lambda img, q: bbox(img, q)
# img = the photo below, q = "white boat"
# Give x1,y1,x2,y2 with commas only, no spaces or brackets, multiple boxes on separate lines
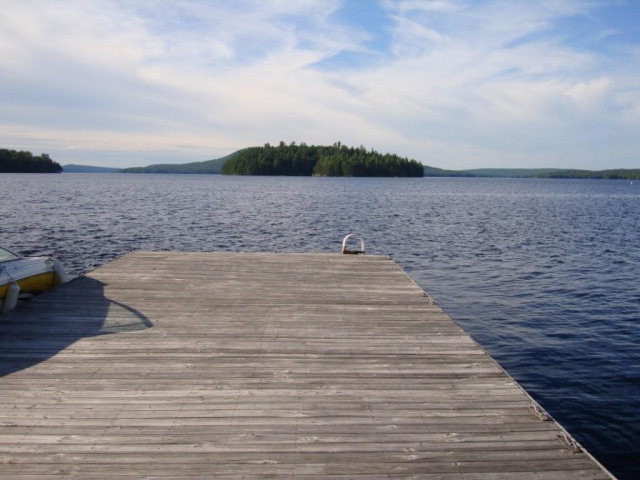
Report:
0,247,67,314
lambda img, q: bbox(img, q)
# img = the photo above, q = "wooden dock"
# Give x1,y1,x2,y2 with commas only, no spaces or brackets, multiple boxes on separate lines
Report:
0,252,613,479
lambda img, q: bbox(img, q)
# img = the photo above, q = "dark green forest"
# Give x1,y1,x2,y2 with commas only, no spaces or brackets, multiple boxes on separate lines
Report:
221,142,424,177
0,149,62,173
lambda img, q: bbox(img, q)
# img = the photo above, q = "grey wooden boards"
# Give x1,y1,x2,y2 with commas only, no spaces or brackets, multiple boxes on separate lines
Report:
0,252,613,478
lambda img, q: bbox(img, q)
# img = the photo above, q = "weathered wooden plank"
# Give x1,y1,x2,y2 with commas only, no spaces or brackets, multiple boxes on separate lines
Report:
0,472,612,480
0,451,604,465
0,459,608,475
0,252,613,479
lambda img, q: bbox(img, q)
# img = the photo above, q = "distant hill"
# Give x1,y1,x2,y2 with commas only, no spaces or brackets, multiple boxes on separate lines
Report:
422,165,475,177
535,169,640,180
63,164,122,173
421,167,638,178
463,168,562,178
422,167,563,178
121,153,235,174
1,149,62,173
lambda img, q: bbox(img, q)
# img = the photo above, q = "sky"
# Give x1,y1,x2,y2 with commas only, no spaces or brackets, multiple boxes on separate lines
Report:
1,0,639,169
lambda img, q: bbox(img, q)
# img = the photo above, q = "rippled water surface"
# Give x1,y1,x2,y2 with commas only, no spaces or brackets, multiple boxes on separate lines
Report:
2,173,639,478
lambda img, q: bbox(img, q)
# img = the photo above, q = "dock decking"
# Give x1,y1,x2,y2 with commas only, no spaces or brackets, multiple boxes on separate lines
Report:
0,252,613,478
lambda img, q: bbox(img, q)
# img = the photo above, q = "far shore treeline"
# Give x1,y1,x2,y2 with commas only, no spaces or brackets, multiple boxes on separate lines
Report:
221,142,424,177
4,146,640,179
535,169,640,179
0,148,62,173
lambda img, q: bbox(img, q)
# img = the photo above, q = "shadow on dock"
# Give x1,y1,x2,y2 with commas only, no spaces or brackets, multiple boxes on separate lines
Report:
0,276,152,377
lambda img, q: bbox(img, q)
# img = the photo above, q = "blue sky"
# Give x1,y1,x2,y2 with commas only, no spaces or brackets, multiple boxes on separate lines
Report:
1,0,639,169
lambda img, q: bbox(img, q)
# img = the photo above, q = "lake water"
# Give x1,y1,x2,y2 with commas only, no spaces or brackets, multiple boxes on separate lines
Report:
2,173,639,478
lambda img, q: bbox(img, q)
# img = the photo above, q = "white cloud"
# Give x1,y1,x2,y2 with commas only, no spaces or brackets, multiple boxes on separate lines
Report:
0,0,638,169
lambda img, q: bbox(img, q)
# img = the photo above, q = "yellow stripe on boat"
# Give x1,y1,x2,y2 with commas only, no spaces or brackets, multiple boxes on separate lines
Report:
0,272,57,299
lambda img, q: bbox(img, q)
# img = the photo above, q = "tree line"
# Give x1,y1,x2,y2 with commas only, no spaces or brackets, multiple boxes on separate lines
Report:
0,149,62,173
221,142,424,177
535,169,640,180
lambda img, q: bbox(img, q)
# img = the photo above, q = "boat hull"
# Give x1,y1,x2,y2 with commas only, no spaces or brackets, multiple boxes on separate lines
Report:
0,256,66,312
0,271,58,299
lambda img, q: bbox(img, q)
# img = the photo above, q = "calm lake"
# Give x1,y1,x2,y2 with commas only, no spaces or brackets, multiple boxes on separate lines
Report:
2,173,639,478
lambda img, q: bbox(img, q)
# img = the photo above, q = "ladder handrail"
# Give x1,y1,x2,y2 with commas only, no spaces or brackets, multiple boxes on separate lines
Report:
341,234,365,255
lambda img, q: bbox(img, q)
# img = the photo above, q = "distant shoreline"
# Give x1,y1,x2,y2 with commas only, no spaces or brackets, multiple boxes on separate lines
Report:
55,170,640,180
4,147,638,179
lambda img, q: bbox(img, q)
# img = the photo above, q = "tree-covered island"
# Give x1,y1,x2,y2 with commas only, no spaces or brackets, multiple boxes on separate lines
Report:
0,149,62,173
221,142,424,177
